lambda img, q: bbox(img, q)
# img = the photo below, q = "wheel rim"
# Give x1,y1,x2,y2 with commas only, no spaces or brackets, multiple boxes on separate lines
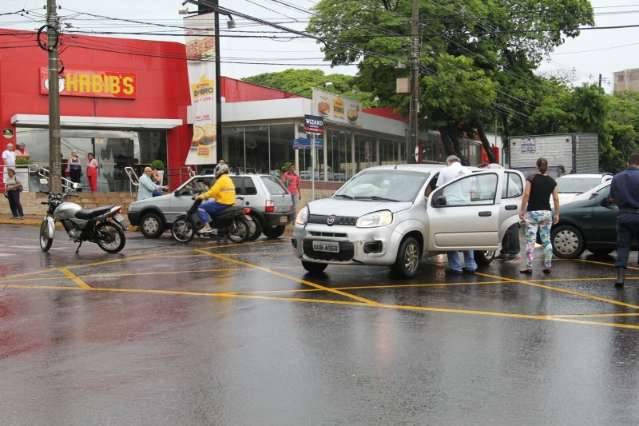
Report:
173,219,193,242
404,242,419,274
142,217,160,235
227,220,248,242
554,229,580,256
40,233,49,249
482,249,496,261
98,225,121,250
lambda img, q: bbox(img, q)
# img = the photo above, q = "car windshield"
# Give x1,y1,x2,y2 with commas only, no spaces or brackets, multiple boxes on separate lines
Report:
335,170,429,202
557,176,602,193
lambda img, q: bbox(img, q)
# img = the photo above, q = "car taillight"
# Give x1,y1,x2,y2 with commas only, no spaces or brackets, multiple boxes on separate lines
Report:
265,200,275,213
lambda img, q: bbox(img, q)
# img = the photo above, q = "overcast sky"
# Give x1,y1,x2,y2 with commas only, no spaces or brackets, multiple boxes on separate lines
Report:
1,0,638,91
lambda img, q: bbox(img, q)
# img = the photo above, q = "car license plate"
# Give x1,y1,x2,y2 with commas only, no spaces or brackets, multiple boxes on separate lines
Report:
312,240,339,253
279,216,288,224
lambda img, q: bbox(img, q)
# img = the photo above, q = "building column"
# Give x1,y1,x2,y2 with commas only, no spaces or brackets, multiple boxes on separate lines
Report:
376,138,380,165
323,128,328,182
351,132,356,177
294,121,300,174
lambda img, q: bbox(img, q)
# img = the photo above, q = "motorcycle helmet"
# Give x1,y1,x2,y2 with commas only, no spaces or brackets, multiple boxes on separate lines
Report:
214,163,229,177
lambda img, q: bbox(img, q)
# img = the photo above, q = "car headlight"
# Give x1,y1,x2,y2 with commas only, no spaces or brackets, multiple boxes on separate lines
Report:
356,210,393,228
295,206,309,225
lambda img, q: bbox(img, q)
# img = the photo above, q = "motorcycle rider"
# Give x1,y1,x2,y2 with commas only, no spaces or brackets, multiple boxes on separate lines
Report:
196,163,236,234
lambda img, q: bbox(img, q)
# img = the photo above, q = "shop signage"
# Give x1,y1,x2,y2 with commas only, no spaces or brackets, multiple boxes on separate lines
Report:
293,137,323,150
2,128,14,139
184,13,217,165
39,68,136,99
304,115,324,134
312,88,361,126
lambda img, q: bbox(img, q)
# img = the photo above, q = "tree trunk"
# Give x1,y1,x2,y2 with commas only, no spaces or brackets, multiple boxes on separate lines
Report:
500,113,511,167
477,124,496,164
439,127,456,157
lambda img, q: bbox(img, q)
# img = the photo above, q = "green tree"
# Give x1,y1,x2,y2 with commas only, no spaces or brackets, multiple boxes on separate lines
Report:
242,69,376,105
308,0,594,162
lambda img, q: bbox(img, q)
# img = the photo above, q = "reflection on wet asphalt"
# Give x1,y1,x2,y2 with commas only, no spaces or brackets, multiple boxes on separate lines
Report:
2,224,639,425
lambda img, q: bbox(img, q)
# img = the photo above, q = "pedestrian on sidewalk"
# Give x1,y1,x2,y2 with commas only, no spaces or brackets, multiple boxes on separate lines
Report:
281,164,301,211
66,152,82,186
437,155,477,275
4,168,24,219
2,143,16,184
87,153,98,192
610,152,639,287
519,158,560,275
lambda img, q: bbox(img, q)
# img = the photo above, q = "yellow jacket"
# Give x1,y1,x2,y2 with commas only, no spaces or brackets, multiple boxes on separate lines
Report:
198,174,236,205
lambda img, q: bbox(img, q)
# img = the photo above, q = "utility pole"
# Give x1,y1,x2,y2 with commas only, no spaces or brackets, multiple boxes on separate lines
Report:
598,73,602,88
46,0,62,192
407,0,420,164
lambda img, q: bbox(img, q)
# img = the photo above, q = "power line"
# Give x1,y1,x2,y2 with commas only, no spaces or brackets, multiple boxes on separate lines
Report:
239,0,300,22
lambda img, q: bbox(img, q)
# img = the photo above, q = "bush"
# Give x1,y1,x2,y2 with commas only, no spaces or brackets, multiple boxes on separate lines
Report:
15,156,30,166
150,160,165,170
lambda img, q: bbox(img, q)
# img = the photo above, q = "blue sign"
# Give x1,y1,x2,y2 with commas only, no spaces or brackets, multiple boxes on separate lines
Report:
293,137,323,150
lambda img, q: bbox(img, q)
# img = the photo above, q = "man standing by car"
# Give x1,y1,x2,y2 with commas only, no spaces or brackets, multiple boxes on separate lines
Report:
137,167,167,201
437,155,477,274
610,153,639,287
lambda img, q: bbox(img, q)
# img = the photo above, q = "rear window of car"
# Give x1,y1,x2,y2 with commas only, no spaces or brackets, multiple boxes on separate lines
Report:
261,176,288,195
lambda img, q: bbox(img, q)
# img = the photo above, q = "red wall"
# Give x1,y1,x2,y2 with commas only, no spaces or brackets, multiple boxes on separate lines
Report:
0,29,191,187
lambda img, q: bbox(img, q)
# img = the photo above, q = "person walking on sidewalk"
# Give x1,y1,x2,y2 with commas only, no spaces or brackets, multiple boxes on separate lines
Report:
519,158,560,275
610,153,639,287
86,153,98,192
281,164,301,211
66,152,82,185
4,168,24,219
2,143,16,184
437,155,477,275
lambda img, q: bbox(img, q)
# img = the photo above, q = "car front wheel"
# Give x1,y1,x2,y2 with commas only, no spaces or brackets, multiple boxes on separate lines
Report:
552,225,585,259
475,249,497,266
392,236,421,278
140,212,164,238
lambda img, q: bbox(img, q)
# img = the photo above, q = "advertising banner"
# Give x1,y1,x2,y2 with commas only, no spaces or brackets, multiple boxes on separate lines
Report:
40,68,136,99
312,88,361,126
184,13,217,165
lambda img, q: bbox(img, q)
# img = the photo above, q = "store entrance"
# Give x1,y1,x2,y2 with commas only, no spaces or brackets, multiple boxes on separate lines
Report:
16,128,167,192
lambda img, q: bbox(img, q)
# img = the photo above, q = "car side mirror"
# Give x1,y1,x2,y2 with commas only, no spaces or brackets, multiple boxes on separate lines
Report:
433,195,447,207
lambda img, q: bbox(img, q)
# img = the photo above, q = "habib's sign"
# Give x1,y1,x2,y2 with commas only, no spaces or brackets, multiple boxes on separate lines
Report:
40,68,136,99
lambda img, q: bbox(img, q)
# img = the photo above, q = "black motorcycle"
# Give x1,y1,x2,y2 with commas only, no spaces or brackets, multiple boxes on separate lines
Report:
171,198,250,243
39,192,127,254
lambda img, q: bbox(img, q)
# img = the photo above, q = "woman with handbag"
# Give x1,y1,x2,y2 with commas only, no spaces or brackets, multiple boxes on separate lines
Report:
4,167,24,219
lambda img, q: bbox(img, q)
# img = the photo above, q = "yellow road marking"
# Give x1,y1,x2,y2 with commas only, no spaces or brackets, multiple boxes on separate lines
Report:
6,282,639,331
194,249,381,306
60,267,92,289
574,258,639,271
476,272,639,310
553,312,639,318
201,239,283,251
82,268,239,279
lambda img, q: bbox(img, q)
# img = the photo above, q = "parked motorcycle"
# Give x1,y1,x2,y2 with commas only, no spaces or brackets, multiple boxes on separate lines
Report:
39,192,127,254
171,198,250,243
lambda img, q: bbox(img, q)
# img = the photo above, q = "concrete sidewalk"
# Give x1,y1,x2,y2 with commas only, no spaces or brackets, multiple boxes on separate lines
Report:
0,214,42,226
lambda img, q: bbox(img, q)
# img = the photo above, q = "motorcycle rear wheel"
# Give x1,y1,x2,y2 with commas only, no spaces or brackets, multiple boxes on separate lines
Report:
39,220,53,252
96,223,126,253
171,216,195,243
227,217,249,243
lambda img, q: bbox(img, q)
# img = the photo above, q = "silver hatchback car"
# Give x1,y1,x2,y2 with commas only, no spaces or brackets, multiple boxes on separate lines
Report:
293,164,525,277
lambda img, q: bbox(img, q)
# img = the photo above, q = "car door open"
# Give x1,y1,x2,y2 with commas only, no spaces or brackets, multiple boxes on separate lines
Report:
426,170,504,251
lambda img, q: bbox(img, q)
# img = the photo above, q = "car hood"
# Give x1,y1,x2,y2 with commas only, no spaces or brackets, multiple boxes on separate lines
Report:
307,198,413,217
130,193,172,208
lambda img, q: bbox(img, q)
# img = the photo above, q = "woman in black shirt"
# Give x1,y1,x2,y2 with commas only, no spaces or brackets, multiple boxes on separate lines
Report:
519,158,560,274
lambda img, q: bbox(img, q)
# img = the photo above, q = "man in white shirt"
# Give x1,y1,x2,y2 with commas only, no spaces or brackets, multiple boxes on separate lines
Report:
436,155,477,275
2,143,16,183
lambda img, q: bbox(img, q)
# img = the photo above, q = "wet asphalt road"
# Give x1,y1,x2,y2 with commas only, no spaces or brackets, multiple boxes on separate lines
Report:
2,224,639,426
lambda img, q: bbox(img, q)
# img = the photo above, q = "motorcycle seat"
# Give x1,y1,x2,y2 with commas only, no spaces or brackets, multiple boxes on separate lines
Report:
75,205,115,220
216,206,242,219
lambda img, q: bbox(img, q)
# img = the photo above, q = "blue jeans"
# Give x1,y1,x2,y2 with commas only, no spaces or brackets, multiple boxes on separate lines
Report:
198,201,231,223
448,251,477,272
615,214,639,268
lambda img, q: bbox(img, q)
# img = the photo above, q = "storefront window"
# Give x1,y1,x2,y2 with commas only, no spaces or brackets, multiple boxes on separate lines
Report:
269,124,294,176
222,127,244,172
379,139,397,165
326,129,351,181
355,134,376,173
244,126,269,174
16,128,166,192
